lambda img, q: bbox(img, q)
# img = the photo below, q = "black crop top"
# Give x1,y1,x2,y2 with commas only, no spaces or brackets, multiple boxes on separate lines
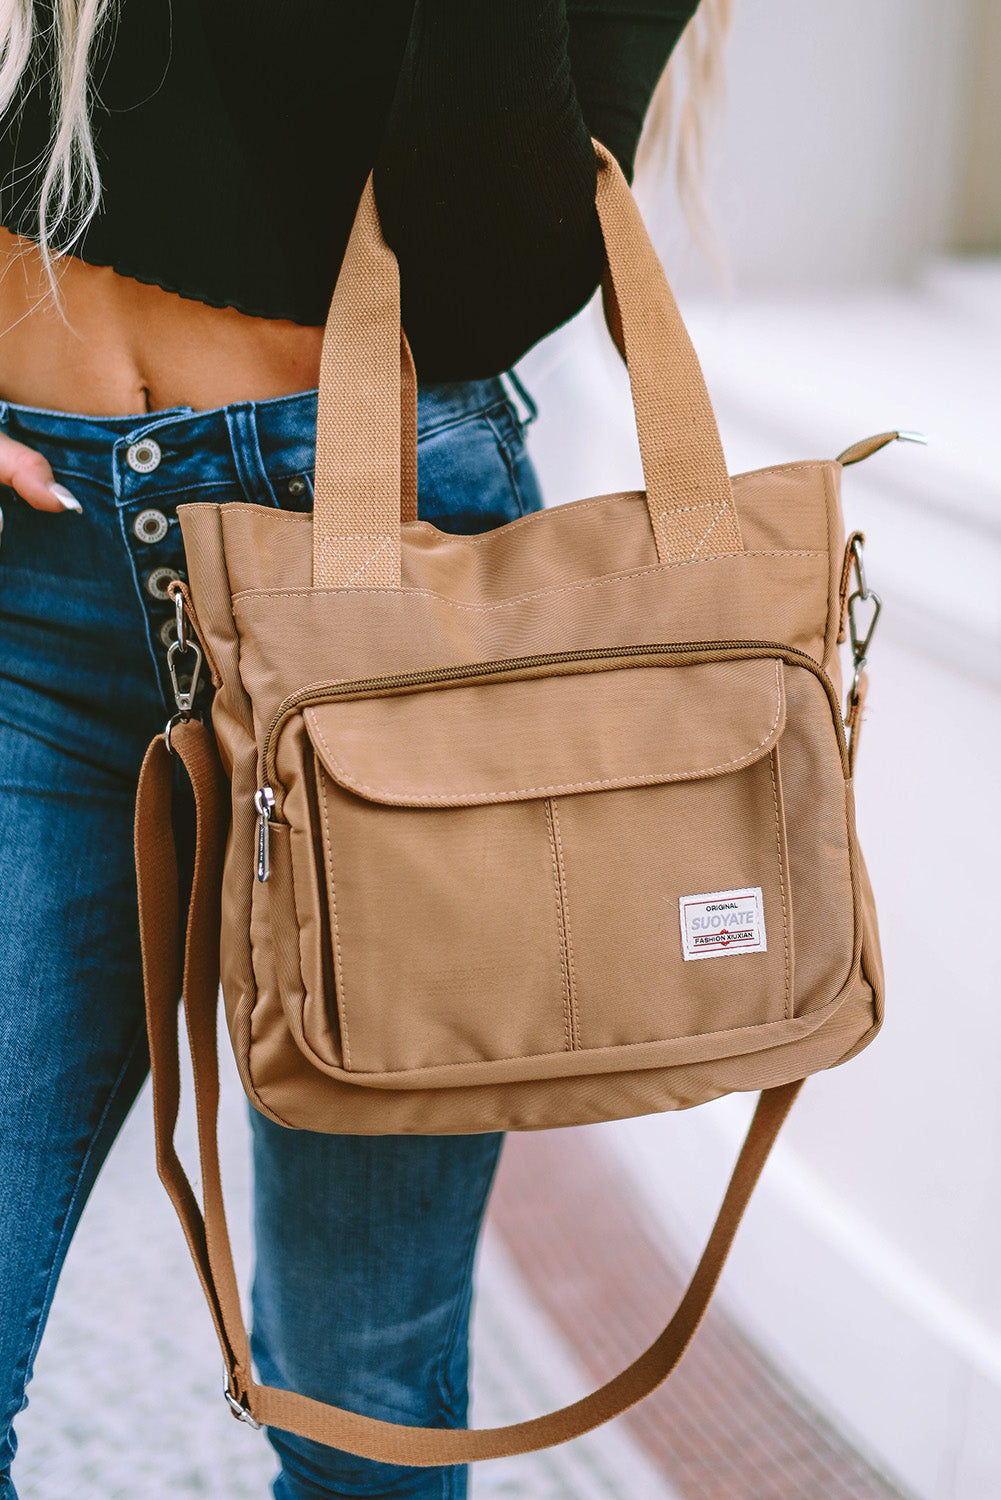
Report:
0,0,696,380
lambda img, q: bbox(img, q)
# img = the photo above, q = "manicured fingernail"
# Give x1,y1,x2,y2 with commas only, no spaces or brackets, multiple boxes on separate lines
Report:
49,483,83,513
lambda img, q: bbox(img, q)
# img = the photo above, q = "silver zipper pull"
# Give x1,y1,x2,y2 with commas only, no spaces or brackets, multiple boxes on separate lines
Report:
254,786,276,882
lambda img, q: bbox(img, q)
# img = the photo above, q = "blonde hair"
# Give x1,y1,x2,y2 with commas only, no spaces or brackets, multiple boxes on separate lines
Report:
635,0,736,270
0,0,115,294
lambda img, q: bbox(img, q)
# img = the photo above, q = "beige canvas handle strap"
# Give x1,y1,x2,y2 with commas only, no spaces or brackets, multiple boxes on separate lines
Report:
312,141,741,588
135,718,799,1465
590,143,740,565
313,174,419,588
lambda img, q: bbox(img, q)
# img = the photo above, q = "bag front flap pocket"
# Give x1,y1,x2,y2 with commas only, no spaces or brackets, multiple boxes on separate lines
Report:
302,656,786,807
279,655,808,1083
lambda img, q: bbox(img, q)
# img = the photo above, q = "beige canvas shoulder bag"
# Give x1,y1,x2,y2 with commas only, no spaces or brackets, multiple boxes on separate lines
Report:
135,140,890,1463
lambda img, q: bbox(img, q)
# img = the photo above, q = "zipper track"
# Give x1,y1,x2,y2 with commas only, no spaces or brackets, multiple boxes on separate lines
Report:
262,639,847,800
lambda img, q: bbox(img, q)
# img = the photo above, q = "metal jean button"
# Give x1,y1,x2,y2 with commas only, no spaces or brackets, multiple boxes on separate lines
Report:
134,508,169,544
126,438,162,473
145,565,184,601
159,617,178,647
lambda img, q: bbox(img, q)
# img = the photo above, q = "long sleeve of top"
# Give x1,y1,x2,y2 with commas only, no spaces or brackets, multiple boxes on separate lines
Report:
375,0,698,377
0,0,698,381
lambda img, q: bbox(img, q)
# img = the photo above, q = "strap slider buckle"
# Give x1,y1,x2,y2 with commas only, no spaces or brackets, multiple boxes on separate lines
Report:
223,1370,262,1429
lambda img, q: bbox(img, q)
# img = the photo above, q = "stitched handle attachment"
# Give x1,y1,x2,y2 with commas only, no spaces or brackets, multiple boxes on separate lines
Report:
310,141,743,589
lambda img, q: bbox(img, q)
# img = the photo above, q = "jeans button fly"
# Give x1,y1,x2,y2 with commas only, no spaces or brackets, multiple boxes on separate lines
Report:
145,565,184,601
133,508,169,543
126,438,162,473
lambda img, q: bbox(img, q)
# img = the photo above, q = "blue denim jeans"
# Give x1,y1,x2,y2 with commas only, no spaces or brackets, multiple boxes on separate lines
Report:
0,375,542,1500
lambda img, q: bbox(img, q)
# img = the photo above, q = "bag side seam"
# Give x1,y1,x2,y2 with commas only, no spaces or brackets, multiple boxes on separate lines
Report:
552,802,580,1050
769,746,793,1020
546,798,580,1051
318,774,352,1070
544,798,575,1053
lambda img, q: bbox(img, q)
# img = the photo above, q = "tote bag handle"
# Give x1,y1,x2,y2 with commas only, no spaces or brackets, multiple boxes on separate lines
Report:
312,140,743,588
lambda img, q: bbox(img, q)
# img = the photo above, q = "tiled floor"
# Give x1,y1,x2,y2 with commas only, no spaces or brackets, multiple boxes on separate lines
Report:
490,1127,911,1500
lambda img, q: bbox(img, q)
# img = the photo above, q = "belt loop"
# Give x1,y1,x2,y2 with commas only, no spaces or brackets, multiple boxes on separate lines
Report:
111,435,128,503
225,403,276,507
502,369,538,427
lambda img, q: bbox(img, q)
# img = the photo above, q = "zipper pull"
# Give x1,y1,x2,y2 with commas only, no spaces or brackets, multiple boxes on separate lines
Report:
254,787,276,882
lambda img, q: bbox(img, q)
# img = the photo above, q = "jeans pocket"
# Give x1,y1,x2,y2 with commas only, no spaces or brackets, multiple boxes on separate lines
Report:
417,400,543,535
486,398,545,521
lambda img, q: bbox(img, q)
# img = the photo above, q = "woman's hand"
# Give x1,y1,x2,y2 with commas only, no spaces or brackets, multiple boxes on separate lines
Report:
0,429,82,512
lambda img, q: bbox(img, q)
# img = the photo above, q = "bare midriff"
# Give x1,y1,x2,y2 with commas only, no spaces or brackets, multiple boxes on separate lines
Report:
0,229,325,416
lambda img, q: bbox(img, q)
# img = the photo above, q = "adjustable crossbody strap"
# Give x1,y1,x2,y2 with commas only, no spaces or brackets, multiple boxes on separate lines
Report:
135,717,802,1465
135,720,250,1390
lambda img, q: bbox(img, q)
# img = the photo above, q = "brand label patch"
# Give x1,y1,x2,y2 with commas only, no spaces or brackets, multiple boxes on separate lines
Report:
679,887,766,961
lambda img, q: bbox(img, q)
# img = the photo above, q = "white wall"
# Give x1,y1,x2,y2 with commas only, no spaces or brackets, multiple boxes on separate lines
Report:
954,0,1001,249
645,0,973,295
